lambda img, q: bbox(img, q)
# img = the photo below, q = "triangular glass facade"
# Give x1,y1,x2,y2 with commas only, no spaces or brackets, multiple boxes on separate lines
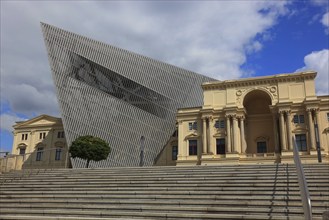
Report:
41,23,214,167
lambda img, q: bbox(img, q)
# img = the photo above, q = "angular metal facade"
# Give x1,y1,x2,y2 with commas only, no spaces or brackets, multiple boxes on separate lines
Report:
41,23,215,167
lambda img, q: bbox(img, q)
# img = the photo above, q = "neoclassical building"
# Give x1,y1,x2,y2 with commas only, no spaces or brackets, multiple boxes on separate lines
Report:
156,71,329,166
9,115,68,169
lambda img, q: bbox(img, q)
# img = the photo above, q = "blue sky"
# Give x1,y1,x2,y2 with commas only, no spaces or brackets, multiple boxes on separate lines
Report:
1,1,328,153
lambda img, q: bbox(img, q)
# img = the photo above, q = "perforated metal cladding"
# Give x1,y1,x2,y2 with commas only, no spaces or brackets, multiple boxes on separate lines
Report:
41,23,215,167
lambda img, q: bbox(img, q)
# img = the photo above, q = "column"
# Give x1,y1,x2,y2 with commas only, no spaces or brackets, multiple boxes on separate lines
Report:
208,117,213,154
177,120,185,158
240,117,247,153
315,110,323,148
202,118,207,154
226,116,231,153
272,114,279,153
307,109,316,150
232,116,239,153
209,117,216,154
279,111,287,151
286,111,293,151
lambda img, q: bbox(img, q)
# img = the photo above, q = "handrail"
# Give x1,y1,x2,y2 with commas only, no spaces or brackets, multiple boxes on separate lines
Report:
293,137,312,220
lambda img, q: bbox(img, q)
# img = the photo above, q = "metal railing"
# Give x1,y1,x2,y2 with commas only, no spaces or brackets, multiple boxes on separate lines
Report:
293,137,312,220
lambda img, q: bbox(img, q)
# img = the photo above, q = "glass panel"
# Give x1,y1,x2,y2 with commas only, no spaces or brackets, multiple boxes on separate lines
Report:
36,147,44,161
19,148,26,155
216,138,225,155
257,142,267,153
189,140,197,155
296,134,307,151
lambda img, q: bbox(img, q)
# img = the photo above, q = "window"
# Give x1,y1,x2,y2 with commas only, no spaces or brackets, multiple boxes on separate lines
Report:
21,134,28,140
36,147,44,161
188,140,198,155
296,134,307,152
257,142,267,153
293,115,305,124
55,148,62,161
172,146,178,160
57,131,65,138
215,120,225,129
39,132,46,139
327,113,329,122
19,148,26,155
216,138,225,155
188,122,197,131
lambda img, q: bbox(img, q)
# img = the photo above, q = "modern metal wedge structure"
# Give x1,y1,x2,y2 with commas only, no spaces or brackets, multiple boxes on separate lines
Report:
41,23,214,167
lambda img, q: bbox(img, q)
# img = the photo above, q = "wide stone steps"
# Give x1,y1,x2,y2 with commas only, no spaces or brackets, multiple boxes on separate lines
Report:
0,209,321,220
0,163,328,219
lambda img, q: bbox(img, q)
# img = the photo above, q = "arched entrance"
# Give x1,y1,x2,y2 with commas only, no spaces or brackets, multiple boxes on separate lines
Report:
243,90,274,154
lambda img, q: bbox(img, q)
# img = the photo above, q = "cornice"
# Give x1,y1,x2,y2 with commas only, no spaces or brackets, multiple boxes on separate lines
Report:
202,71,317,90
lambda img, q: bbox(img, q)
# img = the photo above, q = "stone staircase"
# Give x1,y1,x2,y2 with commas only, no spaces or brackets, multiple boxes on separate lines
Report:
0,163,328,220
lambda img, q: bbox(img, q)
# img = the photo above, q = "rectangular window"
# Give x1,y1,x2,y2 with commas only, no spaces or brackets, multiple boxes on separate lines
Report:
216,138,225,155
219,120,225,128
257,142,267,153
296,134,307,152
172,146,178,160
214,120,225,129
188,140,198,155
21,134,28,140
19,148,26,155
327,113,329,122
36,147,44,161
57,131,65,138
294,115,305,124
55,148,62,161
188,122,197,131
39,132,46,139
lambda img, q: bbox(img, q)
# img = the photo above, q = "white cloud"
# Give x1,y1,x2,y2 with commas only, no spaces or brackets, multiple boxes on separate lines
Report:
0,1,289,117
0,113,28,133
297,49,329,95
321,12,329,34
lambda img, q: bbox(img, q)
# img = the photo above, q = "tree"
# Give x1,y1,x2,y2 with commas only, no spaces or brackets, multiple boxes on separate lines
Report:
69,135,111,168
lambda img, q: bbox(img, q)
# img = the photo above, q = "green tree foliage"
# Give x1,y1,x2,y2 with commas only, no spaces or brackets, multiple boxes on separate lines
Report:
69,135,111,168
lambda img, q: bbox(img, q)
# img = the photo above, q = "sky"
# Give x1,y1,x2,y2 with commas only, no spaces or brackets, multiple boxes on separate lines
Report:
1,0,328,153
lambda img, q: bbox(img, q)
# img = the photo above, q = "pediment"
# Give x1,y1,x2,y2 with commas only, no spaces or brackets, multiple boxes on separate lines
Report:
55,141,65,147
184,133,200,140
213,130,226,137
14,114,61,129
292,127,308,133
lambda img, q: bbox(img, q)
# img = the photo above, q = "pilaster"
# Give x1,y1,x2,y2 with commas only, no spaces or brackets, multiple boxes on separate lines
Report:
286,111,293,151
202,117,207,154
226,115,231,153
232,116,239,153
306,109,316,150
279,110,287,151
